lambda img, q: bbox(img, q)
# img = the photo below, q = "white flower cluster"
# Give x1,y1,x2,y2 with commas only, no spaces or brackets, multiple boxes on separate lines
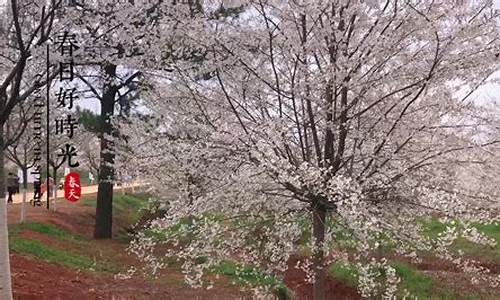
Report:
357,258,400,299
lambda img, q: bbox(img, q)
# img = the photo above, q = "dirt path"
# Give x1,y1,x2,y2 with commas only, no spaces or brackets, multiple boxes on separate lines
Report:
6,183,143,205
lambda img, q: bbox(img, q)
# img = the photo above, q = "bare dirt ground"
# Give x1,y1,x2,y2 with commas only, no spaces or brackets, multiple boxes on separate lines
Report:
6,196,361,299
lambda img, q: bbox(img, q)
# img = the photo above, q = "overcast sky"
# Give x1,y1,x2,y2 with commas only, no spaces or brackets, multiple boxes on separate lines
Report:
1,0,500,113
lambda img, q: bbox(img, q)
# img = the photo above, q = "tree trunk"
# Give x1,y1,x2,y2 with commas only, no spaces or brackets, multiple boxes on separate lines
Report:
0,128,13,300
20,167,27,223
312,202,326,300
94,64,117,239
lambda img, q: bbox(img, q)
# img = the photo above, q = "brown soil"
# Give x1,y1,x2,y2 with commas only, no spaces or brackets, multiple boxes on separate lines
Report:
283,256,361,300
7,196,362,299
11,252,251,300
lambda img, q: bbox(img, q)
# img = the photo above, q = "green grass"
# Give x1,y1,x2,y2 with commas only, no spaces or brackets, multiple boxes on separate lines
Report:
421,220,500,263
422,219,500,242
473,223,500,243
422,219,448,240
6,194,153,277
213,261,290,299
329,263,359,288
391,262,434,298
9,221,118,273
9,222,81,241
82,193,147,223
329,261,472,299
9,238,115,271
326,220,499,298
143,215,230,246
394,263,479,300
296,217,358,257
329,262,434,299
81,193,150,242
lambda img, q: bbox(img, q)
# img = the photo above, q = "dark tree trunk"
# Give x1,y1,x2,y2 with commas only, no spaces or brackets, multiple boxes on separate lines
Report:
20,167,28,222
22,168,27,190
94,64,117,239
312,201,327,300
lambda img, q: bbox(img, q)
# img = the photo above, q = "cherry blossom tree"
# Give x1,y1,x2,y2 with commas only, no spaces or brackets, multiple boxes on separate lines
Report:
62,0,243,239
60,0,201,239
121,1,500,298
5,103,39,222
0,1,62,298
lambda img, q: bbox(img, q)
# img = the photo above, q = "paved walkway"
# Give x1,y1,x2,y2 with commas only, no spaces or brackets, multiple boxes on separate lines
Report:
6,183,142,204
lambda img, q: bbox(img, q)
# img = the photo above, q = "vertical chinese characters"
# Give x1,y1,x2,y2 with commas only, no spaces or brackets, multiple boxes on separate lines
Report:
54,32,80,171
54,31,82,204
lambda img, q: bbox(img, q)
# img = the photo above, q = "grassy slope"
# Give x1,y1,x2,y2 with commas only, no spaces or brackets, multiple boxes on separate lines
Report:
422,219,500,263
10,194,498,299
9,222,117,272
213,261,289,298
82,193,146,220
9,194,284,297
145,217,291,297
9,194,147,273
329,220,500,299
145,213,499,298
329,261,478,299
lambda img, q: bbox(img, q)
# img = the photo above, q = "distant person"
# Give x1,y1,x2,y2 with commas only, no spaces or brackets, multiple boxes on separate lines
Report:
32,180,42,206
89,172,95,185
7,172,18,203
